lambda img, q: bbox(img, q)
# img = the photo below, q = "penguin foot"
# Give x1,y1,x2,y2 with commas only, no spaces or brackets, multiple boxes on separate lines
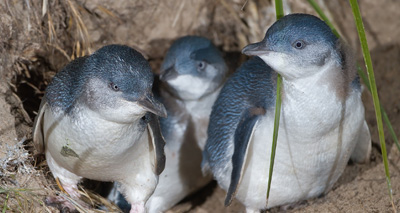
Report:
44,191,89,212
130,202,145,213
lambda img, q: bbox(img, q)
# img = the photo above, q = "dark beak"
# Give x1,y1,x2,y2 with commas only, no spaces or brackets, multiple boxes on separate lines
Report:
138,93,167,118
241,41,270,56
159,66,178,81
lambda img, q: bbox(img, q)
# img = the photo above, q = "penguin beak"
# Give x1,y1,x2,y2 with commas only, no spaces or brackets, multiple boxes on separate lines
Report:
159,66,178,81
138,93,167,118
242,41,271,56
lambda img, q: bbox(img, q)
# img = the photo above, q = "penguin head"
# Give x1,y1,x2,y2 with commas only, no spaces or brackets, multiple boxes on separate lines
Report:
80,45,166,122
242,14,340,80
160,36,228,100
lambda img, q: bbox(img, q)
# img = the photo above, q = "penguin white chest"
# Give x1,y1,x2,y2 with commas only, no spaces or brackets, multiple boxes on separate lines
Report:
234,90,365,209
43,107,153,181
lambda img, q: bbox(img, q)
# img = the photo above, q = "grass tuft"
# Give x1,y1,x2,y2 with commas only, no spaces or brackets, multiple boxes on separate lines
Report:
67,0,92,59
0,187,51,212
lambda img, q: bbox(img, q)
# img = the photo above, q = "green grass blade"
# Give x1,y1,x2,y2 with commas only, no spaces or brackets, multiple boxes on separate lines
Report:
275,0,284,19
357,67,400,151
2,192,9,213
266,0,284,205
348,0,393,208
307,0,340,38
383,110,400,151
308,0,400,153
267,73,282,204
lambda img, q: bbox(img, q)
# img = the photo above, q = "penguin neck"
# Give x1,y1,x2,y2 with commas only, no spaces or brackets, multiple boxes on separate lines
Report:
162,78,222,114
181,86,221,116
281,59,346,103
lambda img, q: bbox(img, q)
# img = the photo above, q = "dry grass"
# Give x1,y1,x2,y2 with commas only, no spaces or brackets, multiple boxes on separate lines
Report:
0,137,51,212
0,0,102,212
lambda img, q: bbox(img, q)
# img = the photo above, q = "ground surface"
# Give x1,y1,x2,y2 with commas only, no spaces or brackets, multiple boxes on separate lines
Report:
0,0,399,212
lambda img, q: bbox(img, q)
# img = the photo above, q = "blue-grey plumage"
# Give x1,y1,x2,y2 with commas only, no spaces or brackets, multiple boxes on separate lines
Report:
203,14,371,212
32,44,167,213
148,36,229,212
159,36,228,101
107,36,229,212
202,56,276,206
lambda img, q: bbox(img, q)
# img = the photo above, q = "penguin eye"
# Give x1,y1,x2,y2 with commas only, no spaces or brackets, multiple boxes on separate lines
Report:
293,40,306,49
109,82,120,91
197,61,207,71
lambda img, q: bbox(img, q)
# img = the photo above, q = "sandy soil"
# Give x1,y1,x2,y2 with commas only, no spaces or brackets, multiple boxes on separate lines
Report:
0,0,399,212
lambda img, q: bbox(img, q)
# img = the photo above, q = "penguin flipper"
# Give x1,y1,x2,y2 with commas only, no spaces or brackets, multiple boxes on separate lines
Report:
351,120,371,163
32,100,48,154
225,108,264,206
147,113,167,175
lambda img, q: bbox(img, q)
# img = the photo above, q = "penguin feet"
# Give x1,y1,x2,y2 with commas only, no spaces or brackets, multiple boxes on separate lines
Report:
45,179,90,212
45,195,77,212
129,202,145,213
45,193,89,213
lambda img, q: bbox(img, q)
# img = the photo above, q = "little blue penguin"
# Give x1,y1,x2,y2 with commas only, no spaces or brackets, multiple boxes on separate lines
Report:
148,36,228,212
202,14,371,212
108,36,229,212
32,44,167,213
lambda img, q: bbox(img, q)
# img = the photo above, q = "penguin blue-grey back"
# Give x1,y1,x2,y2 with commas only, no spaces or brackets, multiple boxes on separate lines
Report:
203,14,371,212
203,56,276,206
203,56,276,173
33,44,166,213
